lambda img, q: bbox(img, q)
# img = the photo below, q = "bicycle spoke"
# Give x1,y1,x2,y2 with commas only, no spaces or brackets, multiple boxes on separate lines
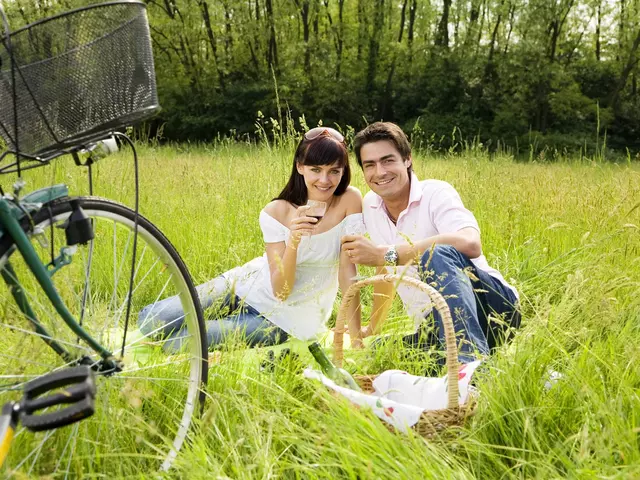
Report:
0,322,93,353
120,358,196,375
126,314,186,351
111,245,156,329
108,224,132,318
111,375,192,382
137,274,178,332
54,420,79,478
79,238,95,328
0,358,83,392
2,264,73,340
2,199,206,475
14,429,55,473
0,352,52,369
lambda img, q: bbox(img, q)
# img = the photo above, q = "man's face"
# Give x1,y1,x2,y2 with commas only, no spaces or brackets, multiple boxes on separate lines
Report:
360,140,412,200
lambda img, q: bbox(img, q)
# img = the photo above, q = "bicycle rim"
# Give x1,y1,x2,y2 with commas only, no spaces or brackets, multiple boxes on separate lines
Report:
0,197,207,477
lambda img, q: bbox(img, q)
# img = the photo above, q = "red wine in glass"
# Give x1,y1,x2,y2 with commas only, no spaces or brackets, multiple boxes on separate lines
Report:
306,200,327,226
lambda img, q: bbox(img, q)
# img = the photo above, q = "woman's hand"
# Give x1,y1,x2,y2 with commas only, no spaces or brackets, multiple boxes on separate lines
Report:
289,205,318,247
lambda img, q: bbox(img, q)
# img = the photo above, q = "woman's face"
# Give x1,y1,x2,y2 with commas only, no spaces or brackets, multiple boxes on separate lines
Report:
296,161,344,201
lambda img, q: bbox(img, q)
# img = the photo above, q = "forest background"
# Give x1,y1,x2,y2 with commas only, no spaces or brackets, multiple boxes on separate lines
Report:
3,0,640,158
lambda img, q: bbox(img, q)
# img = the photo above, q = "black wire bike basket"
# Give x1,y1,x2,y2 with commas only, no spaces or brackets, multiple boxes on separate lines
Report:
0,1,159,159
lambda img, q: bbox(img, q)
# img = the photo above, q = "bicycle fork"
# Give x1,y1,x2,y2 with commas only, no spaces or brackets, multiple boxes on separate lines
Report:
0,200,119,372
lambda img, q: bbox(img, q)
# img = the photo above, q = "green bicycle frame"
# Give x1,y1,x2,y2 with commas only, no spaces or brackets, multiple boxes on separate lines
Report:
0,194,114,362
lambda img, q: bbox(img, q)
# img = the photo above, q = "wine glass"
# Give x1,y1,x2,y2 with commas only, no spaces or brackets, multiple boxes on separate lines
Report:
344,218,367,280
303,200,327,254
344,220,366,237
305,200,327,226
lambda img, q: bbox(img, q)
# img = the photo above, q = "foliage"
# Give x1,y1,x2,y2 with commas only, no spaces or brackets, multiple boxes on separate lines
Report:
2,0,640,156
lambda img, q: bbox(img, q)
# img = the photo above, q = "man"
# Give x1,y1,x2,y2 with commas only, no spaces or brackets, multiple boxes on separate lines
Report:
342,122,520,363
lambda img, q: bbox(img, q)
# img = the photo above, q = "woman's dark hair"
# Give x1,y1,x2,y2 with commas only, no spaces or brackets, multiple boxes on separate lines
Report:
275,133,350,206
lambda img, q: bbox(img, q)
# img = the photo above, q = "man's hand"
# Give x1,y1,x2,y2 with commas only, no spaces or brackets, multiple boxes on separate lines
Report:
361,325,372,337
341,235,386,266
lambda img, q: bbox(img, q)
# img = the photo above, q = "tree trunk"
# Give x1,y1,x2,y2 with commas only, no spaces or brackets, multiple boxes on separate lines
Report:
265,0,278,71
357,0,367,61
618,0,625,61
249,0,262,74
608,28,640,108
503,4,515,55
398,0,408,43
223,1,233,60
464,0,481,48
313,0,320,46
336,0,345,79
596,2,601,61
488,7,502,63
162,0,175,19
435,0,451,48
381,0,408,118
548,0,575,63
199,0,226,91
408,0,417,59
475,0,487,57
298,0,311,71
566,11,594,64
366,0,385,104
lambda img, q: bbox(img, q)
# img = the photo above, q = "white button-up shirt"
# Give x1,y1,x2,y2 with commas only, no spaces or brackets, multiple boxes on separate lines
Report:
363,173,518,327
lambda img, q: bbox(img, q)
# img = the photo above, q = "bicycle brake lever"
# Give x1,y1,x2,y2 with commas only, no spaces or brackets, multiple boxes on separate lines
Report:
20,366,96,432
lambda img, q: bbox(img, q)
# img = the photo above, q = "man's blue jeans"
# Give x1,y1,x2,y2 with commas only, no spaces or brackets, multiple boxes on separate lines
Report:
414,245,520,363
138,279,288,353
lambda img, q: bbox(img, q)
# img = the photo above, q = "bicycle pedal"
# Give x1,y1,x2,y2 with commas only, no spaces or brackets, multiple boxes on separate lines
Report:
21,366,96,432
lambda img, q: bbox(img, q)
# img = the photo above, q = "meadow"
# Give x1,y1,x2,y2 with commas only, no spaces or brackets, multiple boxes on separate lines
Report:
5,141,640,479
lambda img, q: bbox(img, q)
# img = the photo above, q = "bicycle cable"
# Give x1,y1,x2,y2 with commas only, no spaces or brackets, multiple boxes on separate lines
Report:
111,132,139,359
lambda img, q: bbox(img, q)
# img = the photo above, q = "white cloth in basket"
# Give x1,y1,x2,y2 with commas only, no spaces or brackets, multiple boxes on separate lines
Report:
304,361,482,432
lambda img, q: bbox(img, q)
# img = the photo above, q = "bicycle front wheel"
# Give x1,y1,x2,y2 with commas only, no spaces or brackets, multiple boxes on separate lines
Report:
0,197,208,477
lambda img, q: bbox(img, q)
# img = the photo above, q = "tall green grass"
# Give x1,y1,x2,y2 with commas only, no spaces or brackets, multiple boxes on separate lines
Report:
4,143,639,478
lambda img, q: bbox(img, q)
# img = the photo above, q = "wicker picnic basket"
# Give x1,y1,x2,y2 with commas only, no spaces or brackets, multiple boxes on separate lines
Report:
333,273,476,438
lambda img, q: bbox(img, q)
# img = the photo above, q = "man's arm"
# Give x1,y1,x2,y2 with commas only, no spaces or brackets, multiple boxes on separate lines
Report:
342,227,481,267
396,227,481,265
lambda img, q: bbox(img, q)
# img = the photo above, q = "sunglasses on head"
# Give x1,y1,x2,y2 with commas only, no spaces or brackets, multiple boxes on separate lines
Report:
303,127,344,143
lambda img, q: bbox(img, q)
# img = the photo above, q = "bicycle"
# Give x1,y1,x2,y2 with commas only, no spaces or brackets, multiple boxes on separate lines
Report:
0,1,208,476
0,366,96,469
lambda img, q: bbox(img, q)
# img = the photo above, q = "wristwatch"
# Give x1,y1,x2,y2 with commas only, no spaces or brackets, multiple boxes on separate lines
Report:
383,245,399,266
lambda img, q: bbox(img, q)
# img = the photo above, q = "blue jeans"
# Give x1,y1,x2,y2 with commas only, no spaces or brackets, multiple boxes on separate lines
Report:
137,278,288,353
416,245,520,363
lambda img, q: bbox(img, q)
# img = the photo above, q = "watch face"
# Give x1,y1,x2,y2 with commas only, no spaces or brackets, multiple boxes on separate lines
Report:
384,248,398,265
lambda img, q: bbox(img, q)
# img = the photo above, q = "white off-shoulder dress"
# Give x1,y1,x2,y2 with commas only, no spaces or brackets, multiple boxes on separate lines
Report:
138,210,365,351
223,211,365,340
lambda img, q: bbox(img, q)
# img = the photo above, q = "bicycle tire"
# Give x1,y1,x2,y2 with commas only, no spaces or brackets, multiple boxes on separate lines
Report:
0,196,208,477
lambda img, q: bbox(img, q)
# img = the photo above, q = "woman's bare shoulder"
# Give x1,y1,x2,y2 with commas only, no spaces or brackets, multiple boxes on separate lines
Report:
263,199,294,223
338,187,363,215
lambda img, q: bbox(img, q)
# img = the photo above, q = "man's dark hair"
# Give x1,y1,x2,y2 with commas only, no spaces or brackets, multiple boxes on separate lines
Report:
354,122,413,175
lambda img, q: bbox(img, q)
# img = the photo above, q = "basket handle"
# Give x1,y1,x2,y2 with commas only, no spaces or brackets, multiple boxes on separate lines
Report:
334,273,460,410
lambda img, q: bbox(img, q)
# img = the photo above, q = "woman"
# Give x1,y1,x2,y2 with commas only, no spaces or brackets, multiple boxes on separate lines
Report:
138,127,364,352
